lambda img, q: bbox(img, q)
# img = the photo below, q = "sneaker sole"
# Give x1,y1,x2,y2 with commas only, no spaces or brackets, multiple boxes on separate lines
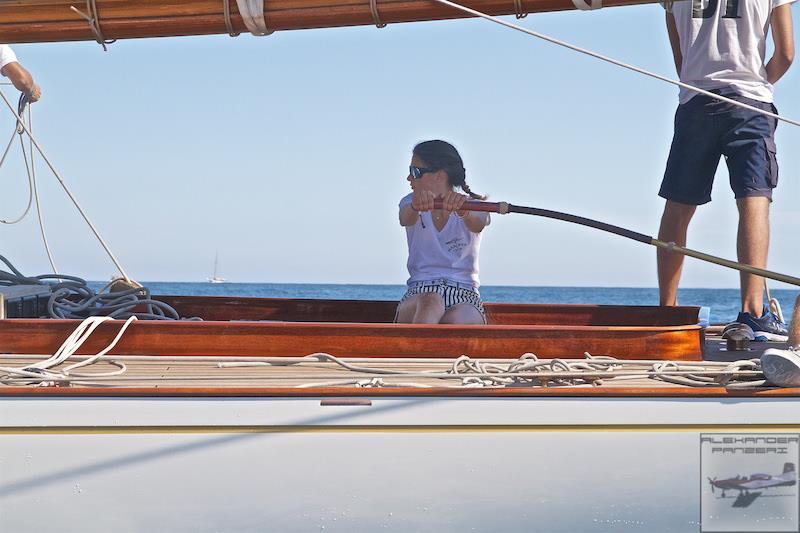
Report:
761,349,800,387
753,331,789,342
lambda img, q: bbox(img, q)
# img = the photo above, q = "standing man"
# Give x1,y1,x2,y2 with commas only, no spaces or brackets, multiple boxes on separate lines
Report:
657,0,794,338
0,45,41,102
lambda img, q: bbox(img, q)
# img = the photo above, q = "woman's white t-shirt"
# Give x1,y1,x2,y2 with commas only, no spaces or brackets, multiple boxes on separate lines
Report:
672,0,797,104
0,45,18,71
400,193,489,288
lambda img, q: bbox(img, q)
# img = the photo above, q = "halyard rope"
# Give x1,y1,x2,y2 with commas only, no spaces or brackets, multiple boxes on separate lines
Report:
430,0,800,128
513,0,529,18
0,96,33,226
223,0,241,36
70,0,116,51
0,95,59,273
370,0,388,28
0,89,131,282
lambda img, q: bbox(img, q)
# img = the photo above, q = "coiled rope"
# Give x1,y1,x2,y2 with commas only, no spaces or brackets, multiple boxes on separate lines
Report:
0,254,184,320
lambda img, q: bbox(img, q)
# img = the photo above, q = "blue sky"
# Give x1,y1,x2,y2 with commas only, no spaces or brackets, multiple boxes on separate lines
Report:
1,3,798,288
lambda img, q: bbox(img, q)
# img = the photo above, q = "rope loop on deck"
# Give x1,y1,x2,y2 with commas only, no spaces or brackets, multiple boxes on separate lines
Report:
70,0,116,51
0,316,134,387
369,0,388,28
235,0,274,36
513,0,529,19
223,0,241,37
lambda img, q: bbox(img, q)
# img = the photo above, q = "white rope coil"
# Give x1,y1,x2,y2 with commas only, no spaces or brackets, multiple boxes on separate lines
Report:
1,349,770,388
235,0,273,36
370,0,388,28
0,316,134,386
215,352,767,389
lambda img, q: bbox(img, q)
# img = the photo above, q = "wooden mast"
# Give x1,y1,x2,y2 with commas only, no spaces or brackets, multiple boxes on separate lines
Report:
3,0,658,44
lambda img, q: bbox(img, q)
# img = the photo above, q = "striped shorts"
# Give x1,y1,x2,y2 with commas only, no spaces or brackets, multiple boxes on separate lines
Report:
400,279,486,323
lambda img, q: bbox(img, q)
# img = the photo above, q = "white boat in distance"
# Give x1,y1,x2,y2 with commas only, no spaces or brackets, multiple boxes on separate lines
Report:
207,252,226,283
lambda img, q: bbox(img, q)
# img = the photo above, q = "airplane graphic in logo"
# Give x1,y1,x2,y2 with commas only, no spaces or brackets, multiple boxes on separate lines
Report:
708,463,797,508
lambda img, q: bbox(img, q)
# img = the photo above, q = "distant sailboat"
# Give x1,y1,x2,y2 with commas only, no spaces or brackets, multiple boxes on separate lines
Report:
207,253,226,283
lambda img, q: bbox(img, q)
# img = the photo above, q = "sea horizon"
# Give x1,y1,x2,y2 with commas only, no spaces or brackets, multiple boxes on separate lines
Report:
95,281,797,325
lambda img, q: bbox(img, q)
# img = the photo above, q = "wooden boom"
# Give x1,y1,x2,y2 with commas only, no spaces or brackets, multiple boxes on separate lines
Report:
3,0,658,44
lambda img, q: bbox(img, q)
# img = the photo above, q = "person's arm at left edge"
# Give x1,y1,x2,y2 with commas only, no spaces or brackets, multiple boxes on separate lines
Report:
767,3,795,85
1,61,41,102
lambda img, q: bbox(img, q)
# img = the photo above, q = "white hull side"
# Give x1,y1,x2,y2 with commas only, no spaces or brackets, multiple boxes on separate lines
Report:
1,396,799,532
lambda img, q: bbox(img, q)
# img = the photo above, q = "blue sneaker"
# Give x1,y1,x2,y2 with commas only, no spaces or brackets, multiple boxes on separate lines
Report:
736,307,789,341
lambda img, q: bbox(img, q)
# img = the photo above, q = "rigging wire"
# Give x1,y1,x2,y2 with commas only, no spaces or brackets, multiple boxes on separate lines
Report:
430,0,800,128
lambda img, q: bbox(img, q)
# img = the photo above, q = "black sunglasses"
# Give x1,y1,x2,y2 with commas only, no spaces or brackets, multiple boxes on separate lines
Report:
409,165,436,180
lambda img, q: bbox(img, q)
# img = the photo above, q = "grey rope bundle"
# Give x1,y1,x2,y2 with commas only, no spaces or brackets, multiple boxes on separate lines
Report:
0,254,185,320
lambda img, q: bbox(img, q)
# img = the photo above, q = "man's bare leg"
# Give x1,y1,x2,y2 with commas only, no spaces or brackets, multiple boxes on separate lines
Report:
789,295,800,347
736,197,770,316
658,200,697,306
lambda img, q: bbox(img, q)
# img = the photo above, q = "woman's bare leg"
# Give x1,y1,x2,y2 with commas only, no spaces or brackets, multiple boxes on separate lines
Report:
395,293,445,324
440,303,485,325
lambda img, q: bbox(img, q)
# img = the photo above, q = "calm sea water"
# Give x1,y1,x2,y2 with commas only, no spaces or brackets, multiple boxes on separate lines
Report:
124,282,796,325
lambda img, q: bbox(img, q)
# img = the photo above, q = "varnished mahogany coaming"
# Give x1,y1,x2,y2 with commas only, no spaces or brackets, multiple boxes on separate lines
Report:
0,296,703,360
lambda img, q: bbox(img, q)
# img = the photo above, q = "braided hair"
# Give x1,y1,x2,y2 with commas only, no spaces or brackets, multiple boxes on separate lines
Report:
413,140,487,200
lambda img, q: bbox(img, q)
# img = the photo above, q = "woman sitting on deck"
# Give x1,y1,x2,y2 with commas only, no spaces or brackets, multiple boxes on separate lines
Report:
396,140,490,325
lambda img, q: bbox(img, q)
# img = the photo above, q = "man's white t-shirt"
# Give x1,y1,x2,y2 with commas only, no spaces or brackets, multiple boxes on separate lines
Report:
0,45,18,72
673,0,797,103
399,193,488,288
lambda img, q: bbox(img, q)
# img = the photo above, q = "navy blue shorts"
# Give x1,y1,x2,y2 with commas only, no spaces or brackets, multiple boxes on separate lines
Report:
660,91,779,205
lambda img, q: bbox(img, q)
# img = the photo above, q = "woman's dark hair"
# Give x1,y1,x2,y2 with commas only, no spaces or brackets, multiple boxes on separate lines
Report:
413,140,486,200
